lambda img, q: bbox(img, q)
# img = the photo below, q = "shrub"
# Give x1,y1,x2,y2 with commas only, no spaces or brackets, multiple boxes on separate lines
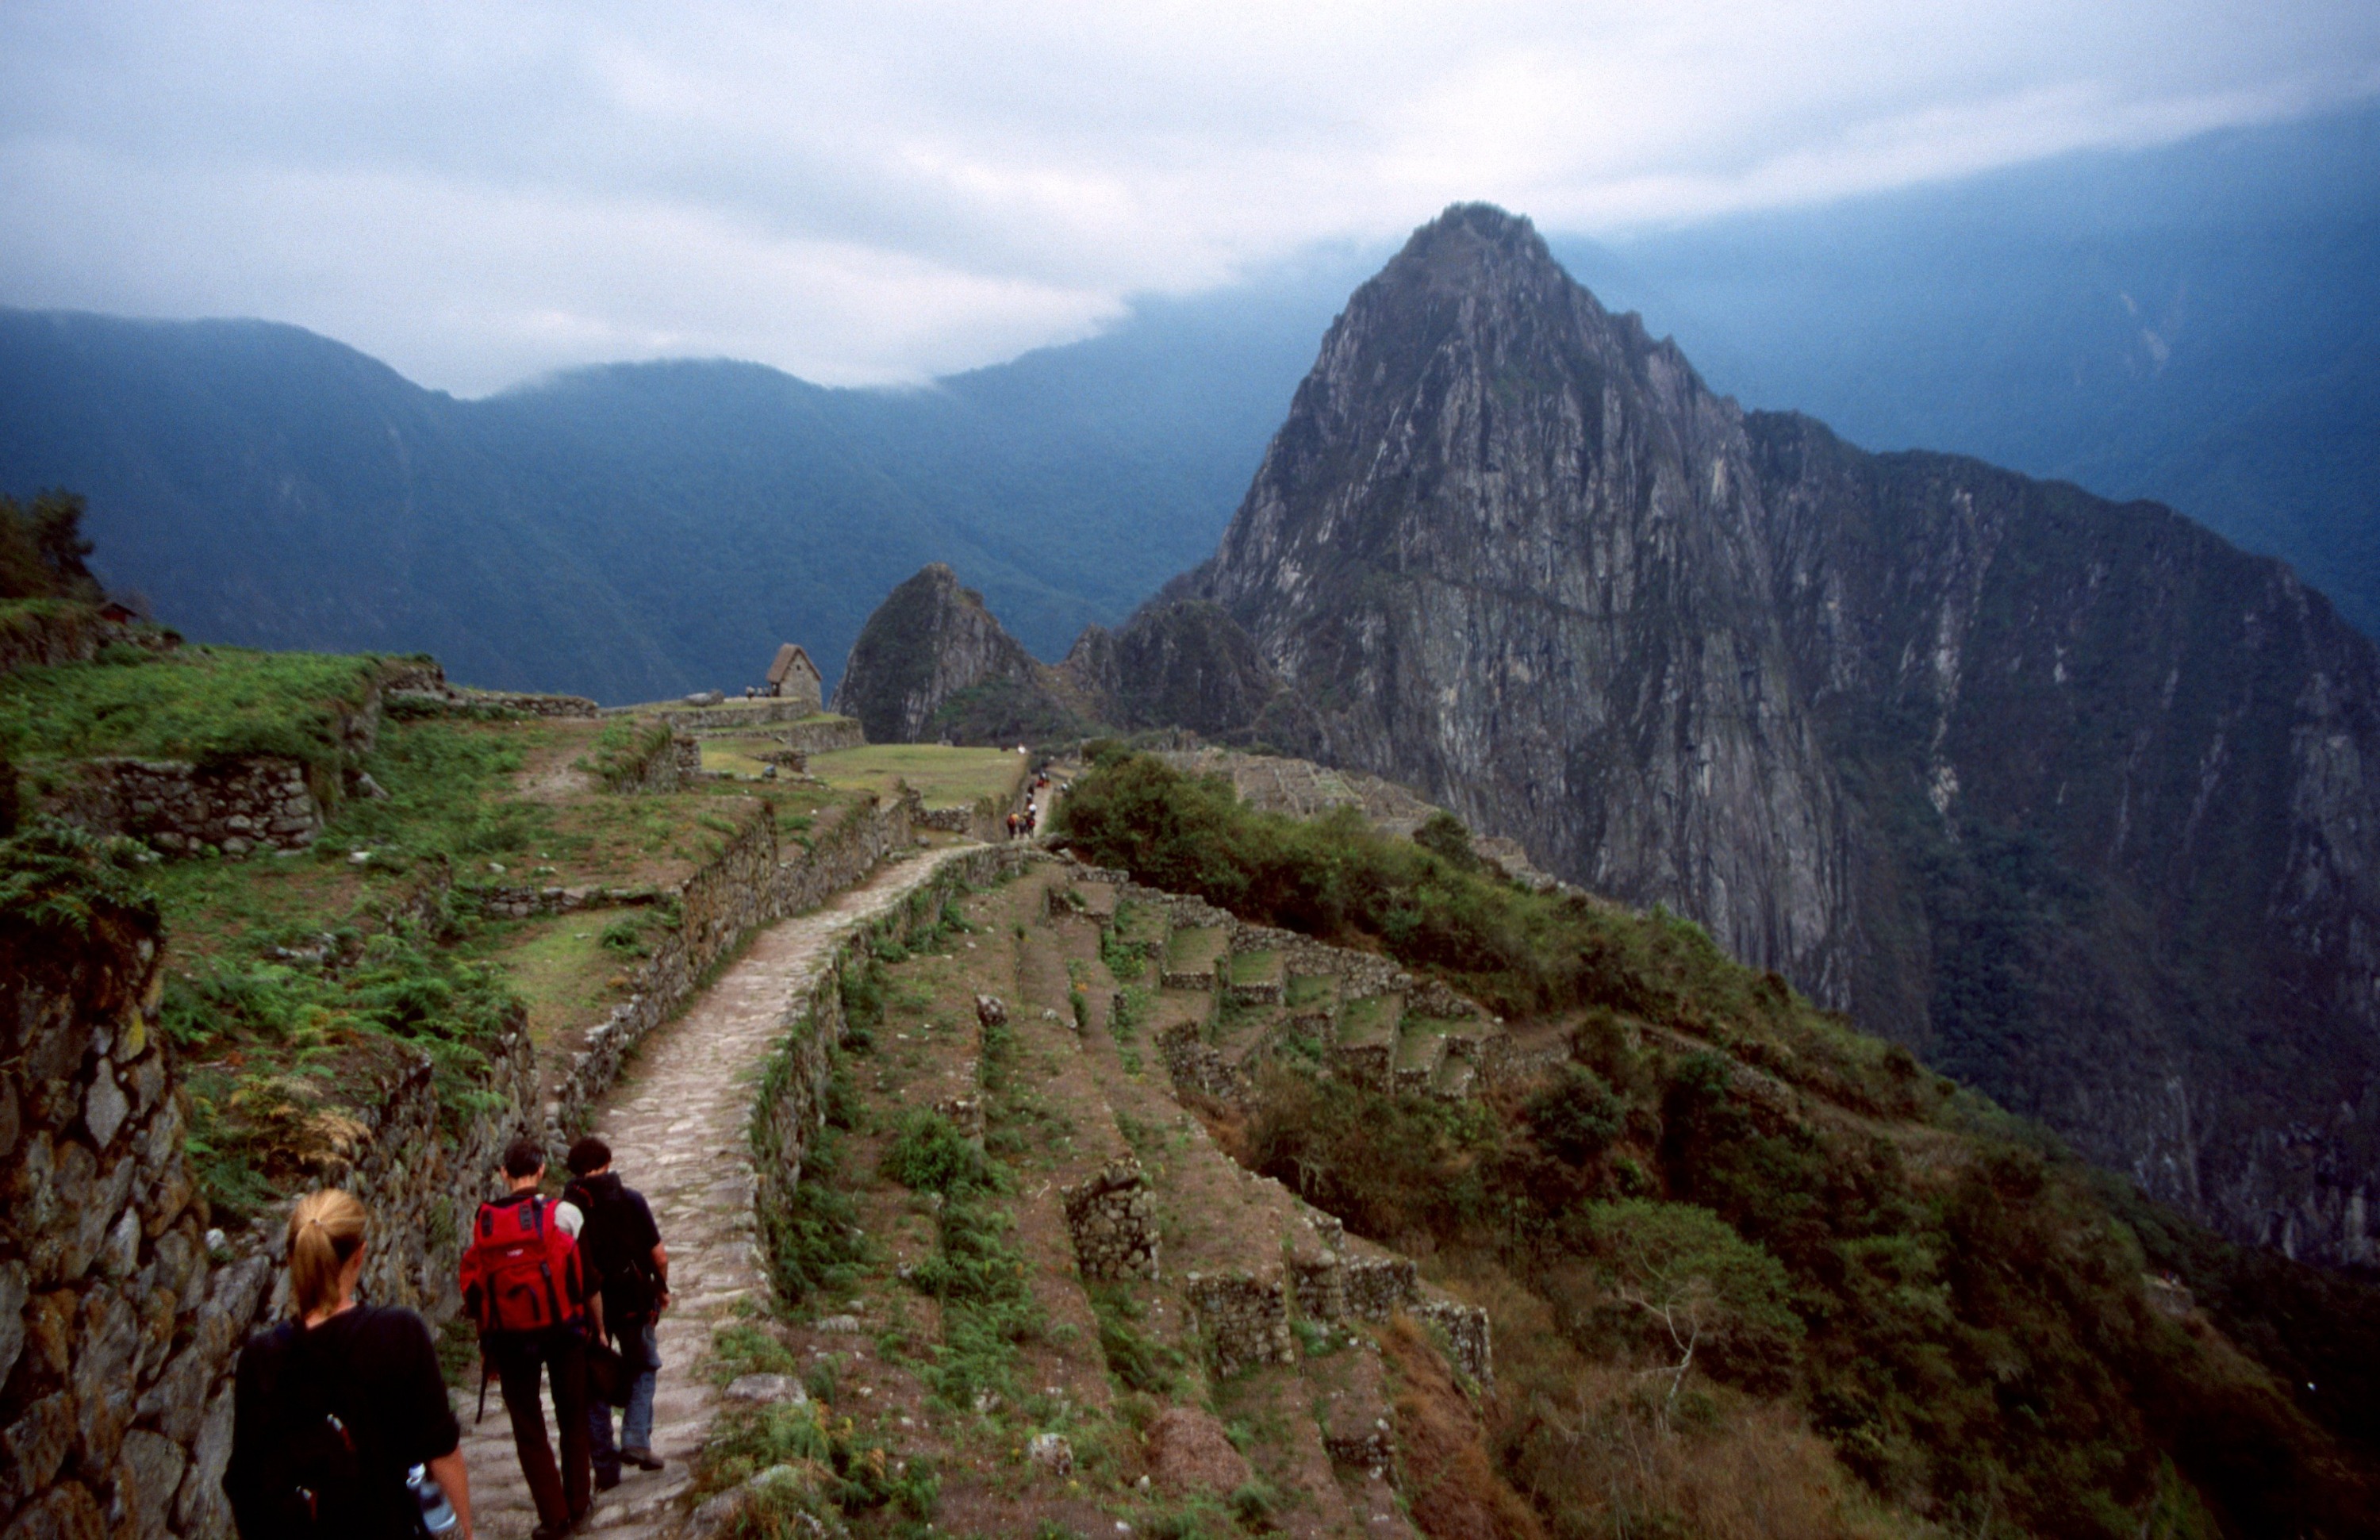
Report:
1526,1065,1623,1164
881,1110,983,1196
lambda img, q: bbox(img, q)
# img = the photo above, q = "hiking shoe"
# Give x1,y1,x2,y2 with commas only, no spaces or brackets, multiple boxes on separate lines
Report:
596,1469,621,1492
623,1447,664,1471
531,1521,574,1540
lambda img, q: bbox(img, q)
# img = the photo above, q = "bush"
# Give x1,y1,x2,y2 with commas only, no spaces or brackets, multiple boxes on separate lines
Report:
1564,1200,1803,1393
1526,1065,1622,1164
880,1110,983,1196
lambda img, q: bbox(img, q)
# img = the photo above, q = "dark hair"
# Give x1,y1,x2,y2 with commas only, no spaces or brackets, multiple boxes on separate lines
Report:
503,1137,547,1179
566,1136,612,1177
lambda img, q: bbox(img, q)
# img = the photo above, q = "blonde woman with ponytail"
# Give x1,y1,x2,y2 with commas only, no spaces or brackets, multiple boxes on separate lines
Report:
225,1191,475,1540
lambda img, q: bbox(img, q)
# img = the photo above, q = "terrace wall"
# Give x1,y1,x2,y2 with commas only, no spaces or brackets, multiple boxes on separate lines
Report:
0,889,539,1540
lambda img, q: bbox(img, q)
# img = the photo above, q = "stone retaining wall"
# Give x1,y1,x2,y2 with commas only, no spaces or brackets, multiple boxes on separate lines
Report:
543,797,916,1152
1154,1021,1238,1103
1184,1272,1296,1377
472,885,665,921
0,887,540,1540
382,662,597,720
1059,1162,1160,1281
749,846,1029,1304
41,757,326,857
1411,1302,1493,1387
783,717,866,756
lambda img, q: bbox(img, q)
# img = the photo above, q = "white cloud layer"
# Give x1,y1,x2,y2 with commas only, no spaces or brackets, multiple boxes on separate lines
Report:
2,0,2374,394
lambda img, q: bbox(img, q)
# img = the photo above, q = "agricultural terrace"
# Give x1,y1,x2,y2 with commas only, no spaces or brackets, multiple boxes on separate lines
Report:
809,743,1031,811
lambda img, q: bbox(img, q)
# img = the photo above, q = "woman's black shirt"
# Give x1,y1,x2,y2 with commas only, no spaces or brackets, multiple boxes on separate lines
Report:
225,1304,461,1540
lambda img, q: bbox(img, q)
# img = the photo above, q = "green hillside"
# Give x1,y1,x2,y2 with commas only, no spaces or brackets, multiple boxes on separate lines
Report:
1058,748,2380,1537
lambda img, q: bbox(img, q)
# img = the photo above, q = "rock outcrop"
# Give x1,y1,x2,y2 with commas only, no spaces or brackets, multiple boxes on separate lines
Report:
1134,202,2380,1265
830,563,1087,745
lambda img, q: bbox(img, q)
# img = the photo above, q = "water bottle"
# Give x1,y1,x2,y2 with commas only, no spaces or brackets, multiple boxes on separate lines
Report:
406,1464,459,1538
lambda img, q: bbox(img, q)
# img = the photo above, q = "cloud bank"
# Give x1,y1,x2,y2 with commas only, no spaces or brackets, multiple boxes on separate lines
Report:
2,1,2374,394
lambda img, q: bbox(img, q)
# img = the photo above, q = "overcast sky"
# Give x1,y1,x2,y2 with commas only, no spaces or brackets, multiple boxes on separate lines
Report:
2,2,2375,396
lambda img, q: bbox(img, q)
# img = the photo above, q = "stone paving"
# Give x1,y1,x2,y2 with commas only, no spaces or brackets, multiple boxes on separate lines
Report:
448,844,977,1540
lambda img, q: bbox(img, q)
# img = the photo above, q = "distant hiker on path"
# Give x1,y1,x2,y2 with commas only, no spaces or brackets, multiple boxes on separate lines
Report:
558,1137,671,1488
461,1139,593,1540
227,1189,474,1540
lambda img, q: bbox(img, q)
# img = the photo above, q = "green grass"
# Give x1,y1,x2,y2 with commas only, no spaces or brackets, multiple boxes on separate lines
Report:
1227,949,1280,985
809,743,1027,808
0,645,381,781
1162,924,1227,974
472,915,628,1048
1338,994,1396,1044
580,716,674,790
1284,974,1334,1010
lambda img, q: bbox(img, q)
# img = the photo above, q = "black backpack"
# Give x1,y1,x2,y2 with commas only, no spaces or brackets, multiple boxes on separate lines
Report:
251,1317,372,1537
565,1180,656,1320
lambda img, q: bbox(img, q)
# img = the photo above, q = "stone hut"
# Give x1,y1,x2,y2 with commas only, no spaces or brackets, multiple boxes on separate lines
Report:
763,644,823,712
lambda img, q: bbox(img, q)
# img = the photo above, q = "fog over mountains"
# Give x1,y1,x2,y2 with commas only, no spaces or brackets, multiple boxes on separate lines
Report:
0,105,2374,705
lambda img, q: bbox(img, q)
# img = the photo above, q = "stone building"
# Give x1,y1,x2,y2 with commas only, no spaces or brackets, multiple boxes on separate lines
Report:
763,643,823,711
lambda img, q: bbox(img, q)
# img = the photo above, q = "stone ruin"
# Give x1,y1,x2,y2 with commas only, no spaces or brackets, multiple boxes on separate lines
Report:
1412,1300,1494,1386
1184,1270,1296,1377
1289,1254,1418,1323
1061,1160,1158,1281
45,757,324,857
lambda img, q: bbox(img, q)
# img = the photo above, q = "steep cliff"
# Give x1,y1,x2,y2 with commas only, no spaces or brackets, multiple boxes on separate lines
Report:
1153,204,2380,1267
831,563,1093,746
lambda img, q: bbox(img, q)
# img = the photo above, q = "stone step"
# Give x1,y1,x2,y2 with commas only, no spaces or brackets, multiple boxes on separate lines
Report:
1430,1054,1479,1101
1224,947,1285,1006
1333,992,1401,1092
1158,923,1232,992
1393,1018,1452,1095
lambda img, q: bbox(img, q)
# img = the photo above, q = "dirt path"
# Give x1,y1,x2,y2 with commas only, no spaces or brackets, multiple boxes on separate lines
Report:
449,843,980,1540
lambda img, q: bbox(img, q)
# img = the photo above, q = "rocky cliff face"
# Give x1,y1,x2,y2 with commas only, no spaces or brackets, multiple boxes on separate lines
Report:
1150,205,2380,1267
829,563,1067,744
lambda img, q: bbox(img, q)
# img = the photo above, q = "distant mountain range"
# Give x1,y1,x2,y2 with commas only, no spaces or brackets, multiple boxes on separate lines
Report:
0,105,2374,704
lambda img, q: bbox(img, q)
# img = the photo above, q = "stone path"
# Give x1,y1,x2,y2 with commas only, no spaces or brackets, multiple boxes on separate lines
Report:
449,844,977,1540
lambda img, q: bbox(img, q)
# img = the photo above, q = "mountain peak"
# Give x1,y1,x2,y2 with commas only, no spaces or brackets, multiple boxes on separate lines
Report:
1380,202,1567,297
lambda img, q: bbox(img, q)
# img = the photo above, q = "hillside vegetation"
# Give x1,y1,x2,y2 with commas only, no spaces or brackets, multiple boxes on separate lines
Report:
1059,749,2380,1538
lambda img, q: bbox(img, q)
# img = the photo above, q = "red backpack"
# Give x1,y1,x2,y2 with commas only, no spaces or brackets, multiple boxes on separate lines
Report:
459,1196,585,1337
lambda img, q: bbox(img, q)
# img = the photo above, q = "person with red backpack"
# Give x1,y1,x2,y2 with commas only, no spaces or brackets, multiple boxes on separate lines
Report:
459,1138,593,1540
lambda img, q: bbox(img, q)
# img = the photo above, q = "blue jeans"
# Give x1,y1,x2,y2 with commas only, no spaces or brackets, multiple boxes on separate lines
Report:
589,1321,660,1476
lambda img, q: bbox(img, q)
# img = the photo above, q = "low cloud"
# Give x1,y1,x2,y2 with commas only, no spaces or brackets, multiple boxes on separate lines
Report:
2,0,2374,394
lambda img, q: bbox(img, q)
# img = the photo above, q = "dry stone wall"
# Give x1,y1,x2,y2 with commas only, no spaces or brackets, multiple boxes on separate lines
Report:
382,662,597,720
41,758,324,857
0,889,540,1540
543,797,916,1153
1060,1162,1160,1281
750,846,1029,1301
1184,1272,1296,1377
1411,1302,1493,1387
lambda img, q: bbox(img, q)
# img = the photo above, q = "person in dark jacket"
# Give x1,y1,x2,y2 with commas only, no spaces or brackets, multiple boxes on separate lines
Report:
460,1139,592,1540
227,1189,474,1540
559,1137,670,1486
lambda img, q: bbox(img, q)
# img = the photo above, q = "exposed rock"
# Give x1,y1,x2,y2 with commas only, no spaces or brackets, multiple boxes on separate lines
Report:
831,564,1085,745
1118,201,2380,1267
724,1373,808,1404
1025,1431,1073,1477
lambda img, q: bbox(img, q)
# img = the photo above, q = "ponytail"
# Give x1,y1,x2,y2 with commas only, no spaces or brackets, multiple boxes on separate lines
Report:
285,1189,368,1319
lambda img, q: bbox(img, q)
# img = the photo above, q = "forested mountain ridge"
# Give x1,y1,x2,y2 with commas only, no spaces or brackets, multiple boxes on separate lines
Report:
0,301,1314,702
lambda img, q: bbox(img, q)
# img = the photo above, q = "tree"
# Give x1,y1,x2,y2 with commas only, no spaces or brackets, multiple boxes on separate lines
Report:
0,490,102,601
